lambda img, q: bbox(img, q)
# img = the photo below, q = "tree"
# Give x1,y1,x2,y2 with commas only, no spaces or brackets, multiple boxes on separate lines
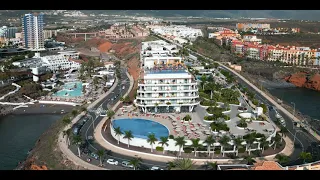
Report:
174,136,187,156
147,133,158,152
80,106,87,113
259,137,269,154
299,152,312,163
219,135,231,157
114,127,123,144
172,158,195,170
279,126,288,142
72,135,82,157
93,77,99,85
62,117,72,126
244,133,256,155
158,136,169,154
107,110,115,119
242,155,256,165
97,150,104,166
275,154,290,165
190,138,203,157
204,135,215,158
272,133,282,150
129,157,142,170
233,137,243,156
182,114,192,122
62,128,72,146
71,109,78,117
123,130,134,148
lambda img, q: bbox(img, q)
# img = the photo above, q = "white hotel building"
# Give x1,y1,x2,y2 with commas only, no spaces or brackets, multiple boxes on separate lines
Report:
151,25,203,42
12,51,82,72
134,40,200,113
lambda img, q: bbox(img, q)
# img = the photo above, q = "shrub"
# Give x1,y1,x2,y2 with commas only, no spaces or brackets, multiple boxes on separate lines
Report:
169,135,174,139
183,148,193,154
156,146,164,152
204,116,215,121
214,150,221,154
238,148,246,153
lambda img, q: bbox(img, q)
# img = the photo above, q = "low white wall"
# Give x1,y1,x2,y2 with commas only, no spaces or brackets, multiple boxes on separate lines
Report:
39,100,81,106
239,112,254,119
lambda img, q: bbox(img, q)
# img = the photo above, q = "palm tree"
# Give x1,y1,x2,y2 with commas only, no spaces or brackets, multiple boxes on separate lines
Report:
62,128,72,146
272,133,282,150
107,110,115,119
242,155,256,165
97,150,104,166
190,138,203,157
275,154,290,165
233,137,243,156
62,117,72,126
259,137,269,154
172,158,195,170
174,136,187,156
123,130,134,148
71,109,78,117
114,127,123,144
129,157,142,170
218,135,231,157
147,133,158,152
279,126,288,142
182,114,192,122
80,106,87,113
244,133,256,155
299,152,312,164
72,135,82,157
204,135,215,158
158,136,169,154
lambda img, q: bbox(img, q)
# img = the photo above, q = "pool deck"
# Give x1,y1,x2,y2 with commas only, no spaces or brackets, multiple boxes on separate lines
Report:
114,106,211,140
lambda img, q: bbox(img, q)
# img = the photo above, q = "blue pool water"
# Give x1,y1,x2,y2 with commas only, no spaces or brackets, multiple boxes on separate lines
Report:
112,119,169,139
54,82,83,97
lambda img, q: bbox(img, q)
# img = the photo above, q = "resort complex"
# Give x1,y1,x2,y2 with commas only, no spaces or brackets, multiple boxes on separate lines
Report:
2,11,320,171
135,40,200,113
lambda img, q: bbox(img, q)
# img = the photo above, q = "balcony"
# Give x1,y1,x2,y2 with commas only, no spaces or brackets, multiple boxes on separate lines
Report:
134,100,200,107
136,95,199,100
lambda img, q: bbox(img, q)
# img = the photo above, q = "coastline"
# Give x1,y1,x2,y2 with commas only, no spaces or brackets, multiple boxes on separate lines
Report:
0,103,75,170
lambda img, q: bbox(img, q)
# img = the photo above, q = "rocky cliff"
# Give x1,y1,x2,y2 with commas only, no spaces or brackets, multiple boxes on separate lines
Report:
285,72,320,91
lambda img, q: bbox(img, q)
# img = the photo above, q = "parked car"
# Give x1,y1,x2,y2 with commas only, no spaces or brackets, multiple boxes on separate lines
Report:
106,159,118,165
150,166,163,170
90,152,99,160
121,161,134,168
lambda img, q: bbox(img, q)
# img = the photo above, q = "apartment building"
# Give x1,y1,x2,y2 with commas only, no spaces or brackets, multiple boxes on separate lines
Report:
43,30,58,39
236,23,271,31
21,13,45,51
135,40,199,113
242,35,262,44
151,25,203,42
41,51,81,71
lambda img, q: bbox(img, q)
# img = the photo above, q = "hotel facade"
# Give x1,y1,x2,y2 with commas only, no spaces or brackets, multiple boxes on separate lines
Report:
134,40,200,113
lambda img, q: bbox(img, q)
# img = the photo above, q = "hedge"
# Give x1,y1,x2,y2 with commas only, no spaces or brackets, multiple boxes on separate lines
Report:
156,146,164,152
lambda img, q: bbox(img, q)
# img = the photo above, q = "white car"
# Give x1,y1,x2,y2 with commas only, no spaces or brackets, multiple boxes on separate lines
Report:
150,166,163,170
106,159,119,165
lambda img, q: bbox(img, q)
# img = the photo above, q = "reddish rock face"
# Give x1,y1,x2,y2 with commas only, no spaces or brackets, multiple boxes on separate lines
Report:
285,72,320,91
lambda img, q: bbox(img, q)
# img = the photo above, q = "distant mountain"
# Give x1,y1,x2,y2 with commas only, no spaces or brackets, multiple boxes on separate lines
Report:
3,10,320,21
83,10,320,21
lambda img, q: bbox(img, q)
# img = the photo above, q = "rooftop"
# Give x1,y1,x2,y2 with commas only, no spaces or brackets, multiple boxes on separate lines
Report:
252,161,284,170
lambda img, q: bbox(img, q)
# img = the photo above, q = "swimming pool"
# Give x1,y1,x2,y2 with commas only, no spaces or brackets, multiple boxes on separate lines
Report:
112,119,169,139
54,81,83,97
